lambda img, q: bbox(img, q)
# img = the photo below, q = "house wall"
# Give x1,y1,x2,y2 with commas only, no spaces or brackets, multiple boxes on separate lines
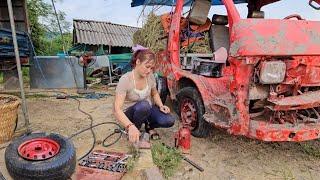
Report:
0,0,29,32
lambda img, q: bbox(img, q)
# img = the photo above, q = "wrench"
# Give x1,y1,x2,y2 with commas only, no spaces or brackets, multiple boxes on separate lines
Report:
92,152,121,158
115,155,132,164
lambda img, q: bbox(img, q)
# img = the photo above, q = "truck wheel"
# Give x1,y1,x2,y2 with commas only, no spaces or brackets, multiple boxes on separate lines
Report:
155,75,168,104
5,133,76,180
177,87,211,138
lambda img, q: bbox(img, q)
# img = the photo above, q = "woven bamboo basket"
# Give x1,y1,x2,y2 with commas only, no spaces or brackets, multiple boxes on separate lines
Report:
0,94,20,144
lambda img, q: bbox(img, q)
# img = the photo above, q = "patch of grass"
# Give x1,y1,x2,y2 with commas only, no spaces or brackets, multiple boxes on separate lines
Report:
90,83,103,90
126,145,140,172
280,169,295,180
0,68,29,85
22,67,29,84
86,77,97,81
0,72,3,84
300,143,320,158
151,143,182,178
26,93,49,99
265,169,296,180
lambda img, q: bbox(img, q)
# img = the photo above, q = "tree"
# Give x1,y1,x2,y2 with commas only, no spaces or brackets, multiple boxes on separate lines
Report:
27,0,71,55
45,33,72,55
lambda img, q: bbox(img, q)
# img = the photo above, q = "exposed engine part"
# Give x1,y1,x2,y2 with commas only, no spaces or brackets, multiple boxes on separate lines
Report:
272,111,297,124
251,99,268,110
249,84,320,125
249,85,269,100
191,57,222,77
260,107,320,124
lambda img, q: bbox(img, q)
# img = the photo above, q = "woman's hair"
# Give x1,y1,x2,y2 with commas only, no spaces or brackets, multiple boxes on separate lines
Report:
131,49,155,68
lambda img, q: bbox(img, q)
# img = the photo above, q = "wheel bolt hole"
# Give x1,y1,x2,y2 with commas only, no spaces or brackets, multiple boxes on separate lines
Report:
289,132,296,138
42,155,46,159
35,147,42,151
27,154,30,157
34,155,37,159
49,152,52,155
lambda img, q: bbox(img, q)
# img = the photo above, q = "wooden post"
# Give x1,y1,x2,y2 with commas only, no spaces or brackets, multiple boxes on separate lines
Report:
7,0,30,129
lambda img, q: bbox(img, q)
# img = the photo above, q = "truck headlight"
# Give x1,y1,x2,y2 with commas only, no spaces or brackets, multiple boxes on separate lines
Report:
259,61,286,84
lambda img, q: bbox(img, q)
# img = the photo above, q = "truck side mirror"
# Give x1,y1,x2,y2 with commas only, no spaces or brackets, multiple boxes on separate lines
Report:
309,0,320,10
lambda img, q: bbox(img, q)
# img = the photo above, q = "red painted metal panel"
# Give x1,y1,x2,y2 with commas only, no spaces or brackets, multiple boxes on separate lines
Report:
249,120,320,141
222,0,240,29
230,19,320,57
284,56,320,86
270,90,320,111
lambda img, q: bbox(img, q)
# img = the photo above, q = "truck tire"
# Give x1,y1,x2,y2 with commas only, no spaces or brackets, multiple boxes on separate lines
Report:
5,133,76,180
177,87,211,138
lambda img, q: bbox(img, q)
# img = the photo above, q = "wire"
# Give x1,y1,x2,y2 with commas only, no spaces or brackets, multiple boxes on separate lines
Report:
0,91,123,161
102,128,123,148
69,97,96,160
68,122,122,140
68,121,124,161
68,97,124,161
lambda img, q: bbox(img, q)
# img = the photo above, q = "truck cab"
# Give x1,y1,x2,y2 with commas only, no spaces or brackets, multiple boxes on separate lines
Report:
132,0,320,141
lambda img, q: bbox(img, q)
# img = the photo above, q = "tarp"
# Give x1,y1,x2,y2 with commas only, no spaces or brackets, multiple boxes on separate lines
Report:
108,53,133,74
131,0,247,7
108,53,132,63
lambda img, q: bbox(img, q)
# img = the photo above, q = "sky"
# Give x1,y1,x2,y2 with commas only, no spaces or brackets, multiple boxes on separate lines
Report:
50,0,320,28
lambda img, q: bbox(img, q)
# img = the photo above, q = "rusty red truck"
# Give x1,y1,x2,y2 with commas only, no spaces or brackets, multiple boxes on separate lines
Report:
132,0,320,141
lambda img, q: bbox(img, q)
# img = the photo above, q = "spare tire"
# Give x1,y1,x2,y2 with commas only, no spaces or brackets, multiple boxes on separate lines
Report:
5,133,76,180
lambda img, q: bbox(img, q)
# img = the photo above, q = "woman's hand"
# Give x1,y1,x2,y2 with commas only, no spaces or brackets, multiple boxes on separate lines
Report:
128,125,140,143
160,105,170,114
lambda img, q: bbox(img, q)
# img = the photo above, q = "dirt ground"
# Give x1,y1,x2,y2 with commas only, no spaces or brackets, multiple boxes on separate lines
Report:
1,88,320,180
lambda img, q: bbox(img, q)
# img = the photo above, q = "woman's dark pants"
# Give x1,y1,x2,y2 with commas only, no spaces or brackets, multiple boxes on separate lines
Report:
124,100,175,130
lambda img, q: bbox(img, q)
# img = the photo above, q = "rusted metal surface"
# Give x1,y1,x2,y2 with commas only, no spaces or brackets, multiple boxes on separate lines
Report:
269,90,320,111
248,85,268,100
154,0,320,142
249,120,320,141
180,98,198,129
229,19,320,57
223,0,240,29
284,56,320,86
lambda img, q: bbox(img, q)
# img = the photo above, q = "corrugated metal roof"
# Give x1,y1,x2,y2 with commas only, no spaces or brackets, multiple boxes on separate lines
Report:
73,19,140,47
